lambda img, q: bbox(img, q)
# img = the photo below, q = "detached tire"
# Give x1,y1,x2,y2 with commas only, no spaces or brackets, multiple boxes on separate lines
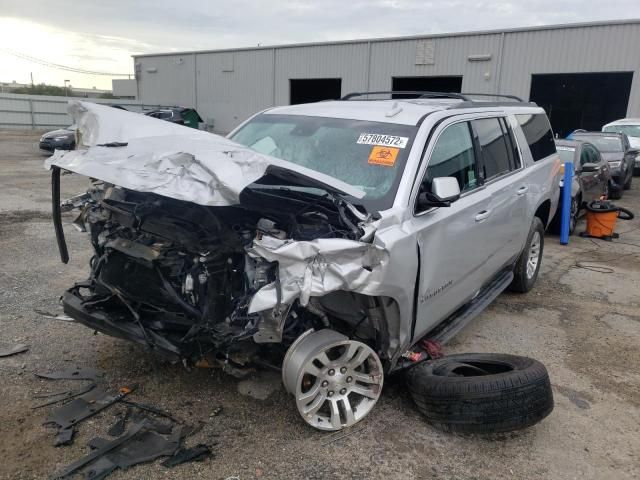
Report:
405,353,553,434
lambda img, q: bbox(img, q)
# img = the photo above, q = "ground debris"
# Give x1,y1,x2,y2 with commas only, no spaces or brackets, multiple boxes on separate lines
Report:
33,308,75,322
53,427,75,447
35,364,212,478
0,343,29,357
32,382,96,410
35,366,104,382
161,443,212,467
44,385,134,431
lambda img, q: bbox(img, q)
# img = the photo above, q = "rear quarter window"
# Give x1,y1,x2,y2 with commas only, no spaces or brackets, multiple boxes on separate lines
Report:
516,114,556,162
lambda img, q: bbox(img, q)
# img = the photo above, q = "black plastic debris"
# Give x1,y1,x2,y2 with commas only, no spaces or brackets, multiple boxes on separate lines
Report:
53,427,75,447
107,407,131,437
51,419,148,479
44,386,134,430
51,419,183,480
161,444,212,467
0,344,29,357
35,366,104,382
32,383,96,410
119,399,179,423
35,365,209,478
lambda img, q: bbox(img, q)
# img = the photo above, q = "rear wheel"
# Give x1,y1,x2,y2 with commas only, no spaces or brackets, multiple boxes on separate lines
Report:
509,217,544,293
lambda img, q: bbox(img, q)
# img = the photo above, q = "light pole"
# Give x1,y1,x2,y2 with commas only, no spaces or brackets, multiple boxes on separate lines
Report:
64,79,70,97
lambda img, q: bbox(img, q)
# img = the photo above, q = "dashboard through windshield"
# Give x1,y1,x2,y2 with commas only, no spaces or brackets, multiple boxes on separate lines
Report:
230,113,418,210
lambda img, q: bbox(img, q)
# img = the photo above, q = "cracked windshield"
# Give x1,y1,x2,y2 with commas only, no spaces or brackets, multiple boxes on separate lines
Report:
231,113,417,209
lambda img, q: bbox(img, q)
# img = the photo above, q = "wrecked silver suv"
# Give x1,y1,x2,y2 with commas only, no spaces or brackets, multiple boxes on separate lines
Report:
49,95,560,431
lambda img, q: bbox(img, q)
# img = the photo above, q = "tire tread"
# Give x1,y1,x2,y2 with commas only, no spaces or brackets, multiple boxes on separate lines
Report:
405,353,554,434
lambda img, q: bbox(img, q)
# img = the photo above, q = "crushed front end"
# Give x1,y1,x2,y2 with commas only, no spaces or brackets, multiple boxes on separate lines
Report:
48,101,402,431
60,181,372,367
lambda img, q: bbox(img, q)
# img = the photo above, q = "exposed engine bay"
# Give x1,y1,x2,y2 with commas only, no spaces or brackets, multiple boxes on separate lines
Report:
60,179,392,372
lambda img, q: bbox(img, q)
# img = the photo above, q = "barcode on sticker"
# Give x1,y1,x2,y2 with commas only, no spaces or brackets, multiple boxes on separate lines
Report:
357,133,409,148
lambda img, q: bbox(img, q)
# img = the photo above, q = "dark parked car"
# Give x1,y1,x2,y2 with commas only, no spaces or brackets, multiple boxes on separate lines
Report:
552,139,611,234
39,124,76,154
570,131,635,199
144,107,203,129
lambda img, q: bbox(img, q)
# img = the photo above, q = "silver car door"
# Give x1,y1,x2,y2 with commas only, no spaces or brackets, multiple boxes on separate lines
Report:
408,120,495,340
471,117,529,271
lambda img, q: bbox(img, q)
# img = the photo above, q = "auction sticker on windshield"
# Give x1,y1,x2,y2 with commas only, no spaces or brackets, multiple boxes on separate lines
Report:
368,146,399,166
357,133,409,148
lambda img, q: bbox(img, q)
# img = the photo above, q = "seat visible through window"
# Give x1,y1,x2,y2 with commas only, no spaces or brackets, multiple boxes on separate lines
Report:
425,122,477,193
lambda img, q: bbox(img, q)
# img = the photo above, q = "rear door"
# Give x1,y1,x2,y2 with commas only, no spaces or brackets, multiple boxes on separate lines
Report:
471,117,530,271
513,113,561,226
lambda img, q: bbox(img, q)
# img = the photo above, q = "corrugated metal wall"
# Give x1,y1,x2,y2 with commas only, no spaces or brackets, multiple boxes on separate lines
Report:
0,93,188,130
134,21,640,133
0,92,181,129
499,23,640,110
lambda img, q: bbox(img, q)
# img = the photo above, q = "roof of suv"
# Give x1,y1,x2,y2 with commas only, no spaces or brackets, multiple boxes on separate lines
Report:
555,139,583,148
603,118,640,126
573,131,624,138
263,98,542,126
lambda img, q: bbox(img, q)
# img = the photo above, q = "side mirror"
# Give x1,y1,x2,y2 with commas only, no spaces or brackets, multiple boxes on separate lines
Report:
417,177,461,209
581,163,599,172
628,148,640,156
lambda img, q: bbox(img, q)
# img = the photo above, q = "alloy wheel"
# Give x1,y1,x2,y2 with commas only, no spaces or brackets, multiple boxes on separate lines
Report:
282,329,384,431
526,231,541,279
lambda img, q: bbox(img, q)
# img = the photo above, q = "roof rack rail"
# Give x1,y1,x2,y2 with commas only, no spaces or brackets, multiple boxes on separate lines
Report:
341,91,470,101
460,92,525,102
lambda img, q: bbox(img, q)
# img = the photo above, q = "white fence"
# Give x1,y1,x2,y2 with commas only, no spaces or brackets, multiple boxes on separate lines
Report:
0,92,173,130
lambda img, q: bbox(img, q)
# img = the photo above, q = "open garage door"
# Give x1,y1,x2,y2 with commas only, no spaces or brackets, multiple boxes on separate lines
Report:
529,72,633,138
392,76,462,98
290,78,342,105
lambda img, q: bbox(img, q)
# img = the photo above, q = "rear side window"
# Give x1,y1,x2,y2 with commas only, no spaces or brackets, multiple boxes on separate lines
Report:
472,118,513,180
516,114,556,161
425,122,477,193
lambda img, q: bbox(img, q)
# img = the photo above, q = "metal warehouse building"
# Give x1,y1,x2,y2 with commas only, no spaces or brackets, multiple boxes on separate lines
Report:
133,19,640,136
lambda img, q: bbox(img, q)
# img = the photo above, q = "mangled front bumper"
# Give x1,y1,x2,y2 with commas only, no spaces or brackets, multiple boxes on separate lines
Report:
62,288,183,361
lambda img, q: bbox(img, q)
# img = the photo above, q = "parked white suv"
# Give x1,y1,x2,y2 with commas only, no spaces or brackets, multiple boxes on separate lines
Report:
48,95,560,432
602,118,640,175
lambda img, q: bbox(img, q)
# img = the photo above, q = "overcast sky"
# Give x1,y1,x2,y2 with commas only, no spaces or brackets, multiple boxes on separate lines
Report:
2,0,640,90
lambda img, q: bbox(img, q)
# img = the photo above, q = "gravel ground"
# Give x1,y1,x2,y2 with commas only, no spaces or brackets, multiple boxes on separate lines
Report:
1,129,639,480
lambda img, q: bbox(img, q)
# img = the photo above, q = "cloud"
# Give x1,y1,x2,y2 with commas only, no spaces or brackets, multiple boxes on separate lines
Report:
2,0,640,88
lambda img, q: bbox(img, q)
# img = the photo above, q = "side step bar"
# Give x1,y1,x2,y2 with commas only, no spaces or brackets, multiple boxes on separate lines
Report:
427,270,514,345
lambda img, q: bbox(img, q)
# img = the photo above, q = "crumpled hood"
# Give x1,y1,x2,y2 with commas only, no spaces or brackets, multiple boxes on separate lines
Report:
45,101,364,207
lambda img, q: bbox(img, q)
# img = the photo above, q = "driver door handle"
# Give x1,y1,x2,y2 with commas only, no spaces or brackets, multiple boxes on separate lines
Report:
475,210,492,222
516,186,529,196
